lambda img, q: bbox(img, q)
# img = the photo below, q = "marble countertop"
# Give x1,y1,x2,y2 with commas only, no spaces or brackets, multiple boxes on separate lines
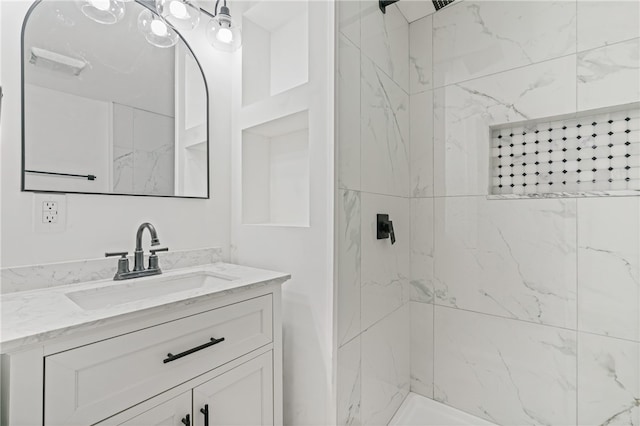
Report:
0,263,290,353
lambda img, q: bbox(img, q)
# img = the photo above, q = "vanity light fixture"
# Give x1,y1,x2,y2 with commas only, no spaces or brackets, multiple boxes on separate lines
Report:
76,0,125,24
138,8,179,48
30,47,88,76
156,0,200,31
205,0,242,52
77,0,242,51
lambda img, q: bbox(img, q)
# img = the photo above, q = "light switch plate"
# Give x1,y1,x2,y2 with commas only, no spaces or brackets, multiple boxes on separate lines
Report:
34,193,67,233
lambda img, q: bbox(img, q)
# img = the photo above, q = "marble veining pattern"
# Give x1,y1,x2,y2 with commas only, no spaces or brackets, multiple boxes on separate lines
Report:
338,190,362,346
0,263,289,352
410,301,434,398
361,304,410,426
337,335,362,426
410,90,434,197
432,0,576,88
578,197,640,342
405,4,640,426
578,38,640,112
434,55,576,197
133,144,175,196
409,16,432,94
410,198,433,303
361,193,410,330
434,306,577,426
113,147,134,193
491,106,640,196
1,247,223,294
361,56,410,197
578,333,640,426
434,196,577,329
360,0,409,93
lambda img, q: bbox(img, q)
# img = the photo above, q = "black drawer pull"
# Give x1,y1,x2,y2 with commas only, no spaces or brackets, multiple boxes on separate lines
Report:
163,337,225,364
200,404,209,426
181,414,190,426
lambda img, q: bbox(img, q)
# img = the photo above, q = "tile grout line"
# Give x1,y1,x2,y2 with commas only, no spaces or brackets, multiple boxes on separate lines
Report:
574,7,579,421
575,198,580,426
430,11,436,395
432,300,640,344
358,7,364,420
429,36,640,94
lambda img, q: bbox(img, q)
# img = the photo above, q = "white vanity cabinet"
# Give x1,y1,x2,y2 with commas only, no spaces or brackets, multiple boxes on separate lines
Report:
192,351,274,426
0,280,284,426
107,392,192,426
99,351,273,426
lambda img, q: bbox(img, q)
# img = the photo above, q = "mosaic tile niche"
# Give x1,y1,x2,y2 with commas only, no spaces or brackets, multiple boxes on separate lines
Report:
491,104,640,197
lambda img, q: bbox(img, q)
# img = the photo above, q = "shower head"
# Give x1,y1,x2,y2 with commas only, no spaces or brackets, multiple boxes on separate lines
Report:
379,0,456,14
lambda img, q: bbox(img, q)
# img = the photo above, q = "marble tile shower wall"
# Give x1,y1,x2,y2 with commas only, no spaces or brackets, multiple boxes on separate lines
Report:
406,1,640,426
336,0,411,424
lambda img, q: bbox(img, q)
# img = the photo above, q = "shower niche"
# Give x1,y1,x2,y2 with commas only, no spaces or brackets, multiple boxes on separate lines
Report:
242,110,310,227
490,103,640,197
241,0,309,107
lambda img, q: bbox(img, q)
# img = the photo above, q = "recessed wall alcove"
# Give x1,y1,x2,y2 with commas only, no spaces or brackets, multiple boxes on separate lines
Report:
241,0,309,107
242,110,309,226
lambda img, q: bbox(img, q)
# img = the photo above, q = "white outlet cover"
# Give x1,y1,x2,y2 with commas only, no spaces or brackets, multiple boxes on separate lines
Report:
34,193,66,233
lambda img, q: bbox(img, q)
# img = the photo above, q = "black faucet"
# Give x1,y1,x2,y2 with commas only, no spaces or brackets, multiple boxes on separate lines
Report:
105,222,169,280
134,222,160,271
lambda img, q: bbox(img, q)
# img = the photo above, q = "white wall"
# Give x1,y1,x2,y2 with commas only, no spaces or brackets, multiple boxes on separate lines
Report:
231,0,334,424
24,84,111,193
0,0,231,268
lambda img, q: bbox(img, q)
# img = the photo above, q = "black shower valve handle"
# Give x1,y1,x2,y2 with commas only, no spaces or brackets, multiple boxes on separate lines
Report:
388,220,396,244
376,213,396,245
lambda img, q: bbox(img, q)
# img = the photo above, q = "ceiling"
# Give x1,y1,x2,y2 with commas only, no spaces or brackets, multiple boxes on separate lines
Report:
395,0,457,23
396,0,438,23
23,0,179,116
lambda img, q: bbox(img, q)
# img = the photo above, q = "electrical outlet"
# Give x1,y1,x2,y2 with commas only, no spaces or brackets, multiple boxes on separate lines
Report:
42,200,58,224
42,210,58,223
43,201,58,212
34,194,66,233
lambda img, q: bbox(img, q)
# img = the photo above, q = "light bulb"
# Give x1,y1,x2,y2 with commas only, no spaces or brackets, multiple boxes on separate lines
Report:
89,0,110,11
168,1,187,19
156,0,200,31
150,19,168,36
138,9,178,48
77,0,125,24
216,27,233,43
205,5,241,52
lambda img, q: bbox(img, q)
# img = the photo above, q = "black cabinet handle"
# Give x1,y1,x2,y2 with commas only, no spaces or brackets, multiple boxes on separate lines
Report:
181,414,190,426
163,337,225,364
200,404,209,426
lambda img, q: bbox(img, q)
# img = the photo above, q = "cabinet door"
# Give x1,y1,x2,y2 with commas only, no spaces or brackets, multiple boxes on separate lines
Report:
97,391,191,426
45,295,272,425
193,351,273,426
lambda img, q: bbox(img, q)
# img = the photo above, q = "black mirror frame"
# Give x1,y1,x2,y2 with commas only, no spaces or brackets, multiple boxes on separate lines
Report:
20,0,212,199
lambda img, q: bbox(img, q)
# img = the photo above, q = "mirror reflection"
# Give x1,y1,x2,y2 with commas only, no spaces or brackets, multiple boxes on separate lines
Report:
22,0,209,198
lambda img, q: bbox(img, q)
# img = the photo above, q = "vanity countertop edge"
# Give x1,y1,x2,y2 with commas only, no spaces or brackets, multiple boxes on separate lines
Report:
0,262,290,353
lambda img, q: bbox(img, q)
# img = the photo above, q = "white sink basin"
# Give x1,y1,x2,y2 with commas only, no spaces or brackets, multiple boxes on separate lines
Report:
66,271,238,311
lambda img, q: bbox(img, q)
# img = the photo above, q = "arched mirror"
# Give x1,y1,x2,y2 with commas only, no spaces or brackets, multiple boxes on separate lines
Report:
21,0,209,198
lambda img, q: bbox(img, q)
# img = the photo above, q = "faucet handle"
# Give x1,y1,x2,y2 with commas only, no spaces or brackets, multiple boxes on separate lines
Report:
105,251,130,279
148,247,168,271
149,247,169,255
105,251,128,258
